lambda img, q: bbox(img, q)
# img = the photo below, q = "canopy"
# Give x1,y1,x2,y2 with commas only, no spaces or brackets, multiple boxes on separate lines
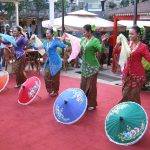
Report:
67,10,98,16
118,20,150,29
42,10,126,32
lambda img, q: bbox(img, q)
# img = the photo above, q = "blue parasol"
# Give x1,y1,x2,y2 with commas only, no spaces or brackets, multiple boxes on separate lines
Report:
53,88,87,125
0,33,17,47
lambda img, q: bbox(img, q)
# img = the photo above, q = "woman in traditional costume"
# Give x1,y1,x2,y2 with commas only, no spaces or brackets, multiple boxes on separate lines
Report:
43,28,66,97
113,26,150,104
80,24,107,111
0,26,28,88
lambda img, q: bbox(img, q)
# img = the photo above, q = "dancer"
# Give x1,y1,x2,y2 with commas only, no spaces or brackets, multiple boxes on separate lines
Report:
80,24,107,111
43,28,66,97
113,25,150,104
0,26,28,88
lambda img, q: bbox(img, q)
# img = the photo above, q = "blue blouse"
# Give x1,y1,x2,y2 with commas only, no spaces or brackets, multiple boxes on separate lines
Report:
43,38,66,76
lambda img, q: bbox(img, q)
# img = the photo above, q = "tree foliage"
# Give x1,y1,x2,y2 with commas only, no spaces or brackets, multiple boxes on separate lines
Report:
1,0,69,18
55,0,69,12
120,0,147,7
131,0,139,5
108,1,117,9
120,0,129,7
19,0,48,13
0,2,15,18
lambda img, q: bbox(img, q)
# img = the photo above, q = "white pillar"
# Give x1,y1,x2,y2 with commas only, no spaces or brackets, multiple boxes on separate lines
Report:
14,1,19,26
76,0,79,6
49,0,54,27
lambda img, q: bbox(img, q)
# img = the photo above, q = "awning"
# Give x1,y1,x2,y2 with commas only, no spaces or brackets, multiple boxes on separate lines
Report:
118,20,150,29
42,10,126,32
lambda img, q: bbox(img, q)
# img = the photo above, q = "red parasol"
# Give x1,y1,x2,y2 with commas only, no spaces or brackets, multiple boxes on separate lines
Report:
18,76,41,105
0,70,9,92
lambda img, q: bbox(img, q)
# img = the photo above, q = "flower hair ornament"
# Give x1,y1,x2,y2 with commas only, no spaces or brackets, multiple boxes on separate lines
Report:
91,25,96,31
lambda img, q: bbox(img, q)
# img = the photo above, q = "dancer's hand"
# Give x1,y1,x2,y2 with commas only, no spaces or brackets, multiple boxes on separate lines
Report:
116,36,121,46
101,34,109,42
60,34,66,42
59,37,65,42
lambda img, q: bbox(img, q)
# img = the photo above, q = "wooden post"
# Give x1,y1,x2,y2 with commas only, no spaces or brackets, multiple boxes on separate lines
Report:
62,0,65,34
113,15,118,47
133,0,138,25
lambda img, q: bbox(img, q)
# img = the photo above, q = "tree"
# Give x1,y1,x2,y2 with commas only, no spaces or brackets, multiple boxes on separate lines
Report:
55,0,69,12
108,1,117,9
120,0,129,7
1,0,69,37
18,0,48,37
0,2,15,24
131,0,139,4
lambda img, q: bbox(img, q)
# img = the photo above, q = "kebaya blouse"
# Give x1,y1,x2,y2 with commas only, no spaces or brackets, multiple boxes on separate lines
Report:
123,42,150,78
80,37,103,78
43,38,66,76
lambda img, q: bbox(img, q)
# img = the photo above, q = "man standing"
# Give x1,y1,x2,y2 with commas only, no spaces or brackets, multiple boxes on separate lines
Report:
27,24,33,38
107,34,114,66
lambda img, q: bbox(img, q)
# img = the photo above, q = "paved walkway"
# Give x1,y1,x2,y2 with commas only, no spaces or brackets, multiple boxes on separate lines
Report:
61,65,122,86
4,63,122,85
5,63,150,91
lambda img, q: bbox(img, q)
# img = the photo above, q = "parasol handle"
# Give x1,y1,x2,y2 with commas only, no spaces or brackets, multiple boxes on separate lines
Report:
64,100,68,104
22,85,25,89
119,116,124,122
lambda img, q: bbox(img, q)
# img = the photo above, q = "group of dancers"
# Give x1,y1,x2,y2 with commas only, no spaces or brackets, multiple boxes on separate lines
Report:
0,24,150,110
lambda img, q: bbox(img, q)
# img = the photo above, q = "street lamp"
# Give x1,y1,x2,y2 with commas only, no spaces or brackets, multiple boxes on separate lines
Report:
133,0,137,25
62,0,65,34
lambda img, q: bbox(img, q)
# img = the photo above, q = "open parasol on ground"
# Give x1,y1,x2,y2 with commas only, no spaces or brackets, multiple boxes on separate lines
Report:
0,70,9,92
18,76,41,105
0,33,17,47
53,88,87,125
105,101,148,146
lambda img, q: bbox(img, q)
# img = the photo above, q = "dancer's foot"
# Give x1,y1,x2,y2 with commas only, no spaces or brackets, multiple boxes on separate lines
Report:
50,91,58,97
87,106,96,111
14,84,21,88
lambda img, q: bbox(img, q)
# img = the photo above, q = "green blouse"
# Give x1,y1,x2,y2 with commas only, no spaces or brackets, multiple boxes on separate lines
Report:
80,37,103,78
